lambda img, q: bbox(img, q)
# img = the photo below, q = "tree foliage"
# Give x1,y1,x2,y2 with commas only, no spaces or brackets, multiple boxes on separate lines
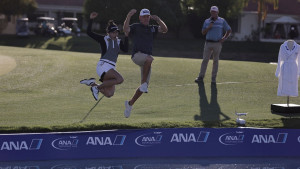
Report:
186,0,246,20
0,0,37,16
83,0,246,38
83,0,185,36
83,0,133,25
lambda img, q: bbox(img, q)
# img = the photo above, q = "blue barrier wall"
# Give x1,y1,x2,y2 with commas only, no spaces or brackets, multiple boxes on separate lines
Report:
0,127,299,161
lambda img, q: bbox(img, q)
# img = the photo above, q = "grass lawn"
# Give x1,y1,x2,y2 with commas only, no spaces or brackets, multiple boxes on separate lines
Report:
1,45,299,132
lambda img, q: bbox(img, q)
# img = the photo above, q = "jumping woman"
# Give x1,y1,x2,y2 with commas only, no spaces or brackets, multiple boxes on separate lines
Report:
80,12,128,100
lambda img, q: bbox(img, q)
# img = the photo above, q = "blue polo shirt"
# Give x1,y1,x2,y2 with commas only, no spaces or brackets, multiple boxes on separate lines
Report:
129,23,158,55
202,17,231,41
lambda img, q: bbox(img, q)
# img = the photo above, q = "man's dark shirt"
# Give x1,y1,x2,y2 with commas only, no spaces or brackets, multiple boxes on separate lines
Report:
129,23,158,55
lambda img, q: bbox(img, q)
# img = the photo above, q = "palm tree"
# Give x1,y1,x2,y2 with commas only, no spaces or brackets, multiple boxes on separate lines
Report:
245,0,279,39
258,0,278,26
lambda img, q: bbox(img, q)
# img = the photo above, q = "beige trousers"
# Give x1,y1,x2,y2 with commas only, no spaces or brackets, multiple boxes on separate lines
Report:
199,42,223,79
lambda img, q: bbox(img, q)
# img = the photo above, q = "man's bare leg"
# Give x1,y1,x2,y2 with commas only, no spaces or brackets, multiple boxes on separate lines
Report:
141,56,153,83
128,89,143,106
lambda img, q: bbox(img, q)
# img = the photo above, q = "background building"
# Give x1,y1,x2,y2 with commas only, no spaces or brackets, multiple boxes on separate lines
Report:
32,0,85,28
0,0,85,35
234,0,300,42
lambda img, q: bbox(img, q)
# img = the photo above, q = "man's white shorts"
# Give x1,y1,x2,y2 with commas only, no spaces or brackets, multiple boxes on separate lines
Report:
96,59,116,82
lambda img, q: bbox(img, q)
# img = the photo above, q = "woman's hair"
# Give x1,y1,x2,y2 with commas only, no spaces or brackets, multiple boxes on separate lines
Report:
106,20,119,33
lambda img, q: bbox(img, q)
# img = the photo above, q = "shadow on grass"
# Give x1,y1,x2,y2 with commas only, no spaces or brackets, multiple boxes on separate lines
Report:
0,35,281,62
194,82,230,127
0,35,97,53
0,35,47,48
281,118,300,128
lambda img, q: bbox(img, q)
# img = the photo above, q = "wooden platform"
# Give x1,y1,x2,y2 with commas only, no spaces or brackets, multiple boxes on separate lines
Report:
271,104,300,116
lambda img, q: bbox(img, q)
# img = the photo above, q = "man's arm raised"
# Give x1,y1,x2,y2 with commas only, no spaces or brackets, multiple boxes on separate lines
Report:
123,9,137,35
151,15,168,33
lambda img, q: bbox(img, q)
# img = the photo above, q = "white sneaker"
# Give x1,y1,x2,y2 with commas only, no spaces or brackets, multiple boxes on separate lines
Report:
91,86,99,100
80,78,95,86
139,82,148,93
124,101,132,118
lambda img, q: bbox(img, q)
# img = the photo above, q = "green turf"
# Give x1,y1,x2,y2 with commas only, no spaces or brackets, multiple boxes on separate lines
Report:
0,45,299,132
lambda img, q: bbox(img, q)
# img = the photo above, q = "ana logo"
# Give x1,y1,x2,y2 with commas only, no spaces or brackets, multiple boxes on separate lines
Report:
297,136,300,143
252,133,288,143
52,136,78,150
1,139,43,151
170,131,210,143
135,132,163,147
86,135,126,146
219,131,244,145
151,27,155,33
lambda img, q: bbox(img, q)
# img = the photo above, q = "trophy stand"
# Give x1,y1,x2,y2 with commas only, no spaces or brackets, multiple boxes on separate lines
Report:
271,96,300,116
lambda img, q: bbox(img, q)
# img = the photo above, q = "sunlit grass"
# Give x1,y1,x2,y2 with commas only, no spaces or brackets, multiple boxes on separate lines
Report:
0,46,299,132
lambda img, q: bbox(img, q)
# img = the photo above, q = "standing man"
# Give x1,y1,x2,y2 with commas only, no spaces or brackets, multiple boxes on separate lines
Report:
123,8,168,118
195,6,231,83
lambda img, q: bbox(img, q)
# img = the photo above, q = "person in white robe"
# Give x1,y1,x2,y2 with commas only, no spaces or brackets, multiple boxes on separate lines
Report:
275,40,300,97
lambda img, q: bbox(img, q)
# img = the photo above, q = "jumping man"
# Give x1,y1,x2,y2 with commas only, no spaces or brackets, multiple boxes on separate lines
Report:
123,9,168,118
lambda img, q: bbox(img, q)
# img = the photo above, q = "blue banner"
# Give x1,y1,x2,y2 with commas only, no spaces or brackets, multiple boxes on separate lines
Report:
0,127,299,161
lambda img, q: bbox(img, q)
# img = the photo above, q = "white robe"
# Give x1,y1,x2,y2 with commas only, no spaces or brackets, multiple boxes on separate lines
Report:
275,41,300,97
